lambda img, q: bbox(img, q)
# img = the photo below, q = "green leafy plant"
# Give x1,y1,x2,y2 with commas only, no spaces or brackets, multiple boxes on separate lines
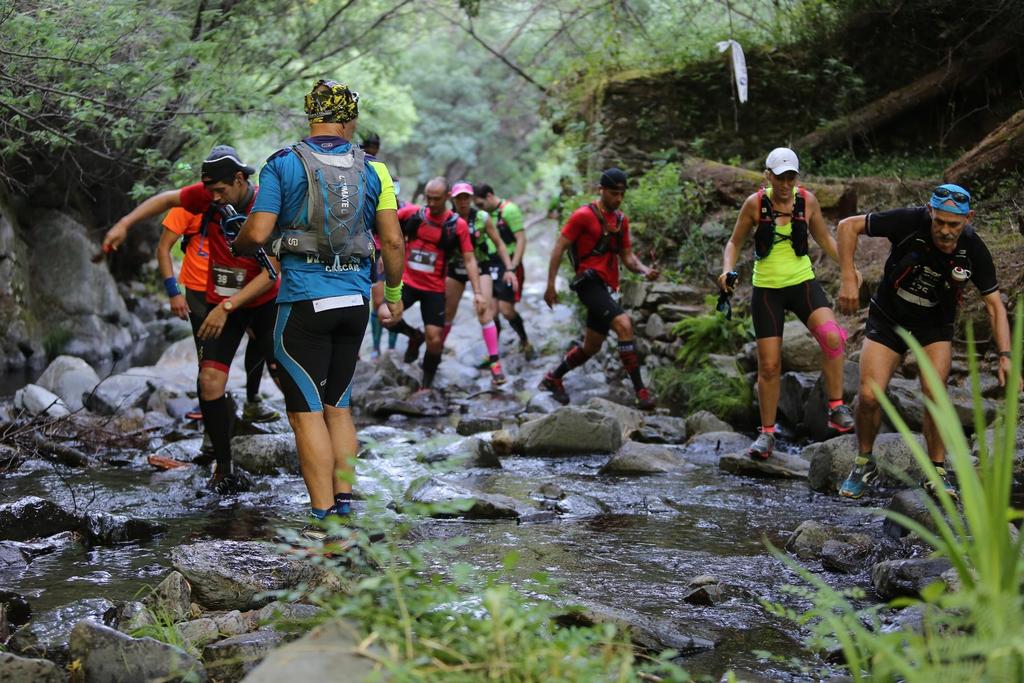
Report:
653,364,752,422
671,299,754,368
766,310,1024,682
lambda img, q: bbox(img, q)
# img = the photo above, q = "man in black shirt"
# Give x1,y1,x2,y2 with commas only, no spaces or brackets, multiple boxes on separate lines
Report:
835,184,1013,500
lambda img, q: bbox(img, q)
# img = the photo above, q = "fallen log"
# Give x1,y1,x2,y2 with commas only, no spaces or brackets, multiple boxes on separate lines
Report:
944,108,1024,186
30,431,90,468
794,35,1016,155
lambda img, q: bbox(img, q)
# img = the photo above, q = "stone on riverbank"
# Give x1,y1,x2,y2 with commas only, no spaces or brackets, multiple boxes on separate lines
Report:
882,488,942,539
83,373,153,415
683,431,751,465
241,618,383,682
143,571,192,623
786,520,877,572
515,407,622,455
9,598,114,661
13,384,70,418
806,432,929,494
781,321,820,372
68,619,207,683
684,411,733,436
456,415,502,435
35,355,101,412
204,630,284,682
170,541,340,611
403,476,526,519
599,442,691,475
80,512,167,546
0,652,64,683
719,451,809,479
632,414,688,444
871,557,953,600
421,436,501,468
776,371,817,427
555,601,714,656
585,397,644,441
232,434,300,475
0,497,79,542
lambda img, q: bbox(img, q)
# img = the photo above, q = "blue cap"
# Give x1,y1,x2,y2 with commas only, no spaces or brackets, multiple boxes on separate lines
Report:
930,183,971,215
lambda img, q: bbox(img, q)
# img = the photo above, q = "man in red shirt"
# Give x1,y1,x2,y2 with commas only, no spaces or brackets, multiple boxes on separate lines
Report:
541,168,659,410
387,176,483,390
102,146,279,492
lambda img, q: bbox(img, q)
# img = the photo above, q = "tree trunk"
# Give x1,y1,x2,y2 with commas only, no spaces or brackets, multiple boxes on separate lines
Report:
794,35,1016,155
944,108,1024,186
679,156,858,219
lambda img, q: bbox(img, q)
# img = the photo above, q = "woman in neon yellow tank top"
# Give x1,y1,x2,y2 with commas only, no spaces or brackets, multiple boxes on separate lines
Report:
718,147,857,460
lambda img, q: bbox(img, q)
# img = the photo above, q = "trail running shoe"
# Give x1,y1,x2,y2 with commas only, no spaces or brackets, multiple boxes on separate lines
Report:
539,373,570,405
475,356,492,369
403,329,425,364
521,342,538,361
828,403,855,433
636,387,656,411
242,398,280,423
489,361,507,386
185,405,203,421
748,431,775,460
208,470,254,495
923,465,959,502
839,455,879,499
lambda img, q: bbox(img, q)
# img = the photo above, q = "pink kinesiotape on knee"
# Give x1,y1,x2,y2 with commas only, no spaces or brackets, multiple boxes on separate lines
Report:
811,320,847,359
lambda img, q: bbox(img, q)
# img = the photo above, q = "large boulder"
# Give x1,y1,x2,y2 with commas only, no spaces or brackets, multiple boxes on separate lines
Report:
68,619,207,683
887,378,997,435
554,601,714,656
0,497,79,542
719,451,809,479
8,598,115,661
600,442,691,475
684,410,733,436
806,432,928,494
80,512,166,546
143,571,193,624
83,373,154,415
30,210,141,364
403,477,531,520
516,407,622,455
633,414,688,444
13,384,69,418
871,558,953,600
0,199,43,371
776,372,817,427
683,431,750,465
241,619,383,682
35,355,100,411
170,541,340,611
231,434,299,475
0,652,63,683
781,320,821,372
800,361,859,440
204,630,283,682
585,397,644,441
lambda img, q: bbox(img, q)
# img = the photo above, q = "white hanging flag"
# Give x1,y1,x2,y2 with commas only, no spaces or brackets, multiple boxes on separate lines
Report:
716,39,748,104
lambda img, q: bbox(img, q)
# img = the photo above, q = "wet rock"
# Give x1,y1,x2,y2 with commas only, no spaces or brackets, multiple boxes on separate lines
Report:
364,388,449,417
781,320,820,372
786,520,837,560
0,541,31,578
9,597,115,661
366,353,422,390
972,422,1024,473
516,407,622,455
13,384,70,418
719,451,809,479
681,579,723,606
242,618,382,682
147,385,189,417
632,415,688,444
404,476,527,520
83,373,154,415
421,436,500,468
490,429,516,456
820,536,875,574
0,652,63,683
555,601,714,656
882,489,941,540
644,312,669,340
586,397,644,440
170,541,340,611
112,600,153,633
256,601,323,627
888,379,996,435
532,482,565,500
211,610,251,638
800,361,859,441
600,442,690,475
35,355,101,412
0,497,79,542
232,434,299,475
154,438,204,463
683,431,750,465
69,619,207,683
0,591,32,628
204,630,283,682
776,372,817,427
684,410,733,436
143,571,192,623
806,432,928,494
554,494,608,517
176,617,220,649
80,512,167,546
526,392,563,414
456,415,502,435
872,557,953,600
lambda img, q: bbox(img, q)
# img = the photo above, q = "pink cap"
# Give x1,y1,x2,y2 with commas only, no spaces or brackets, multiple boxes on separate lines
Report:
451,182,474,197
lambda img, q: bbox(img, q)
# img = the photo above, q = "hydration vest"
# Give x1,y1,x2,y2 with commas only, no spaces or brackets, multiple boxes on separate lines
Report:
569,203,623,270
401,207,460,257
886,222,974,308
495,200,516,245
753,187,808,260
276,142,373,268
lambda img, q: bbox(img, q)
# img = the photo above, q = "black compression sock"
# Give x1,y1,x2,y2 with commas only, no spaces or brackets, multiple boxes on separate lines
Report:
618,340,644,391
422,351,442,388
199,395,233,473
553,345,591,379
244,341,264,403
507,314,528,343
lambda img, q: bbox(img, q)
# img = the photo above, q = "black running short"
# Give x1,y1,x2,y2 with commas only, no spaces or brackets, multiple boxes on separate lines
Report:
185,288,212,348
447,256,469,284
402,284,446,327
491,258,524,303
198,299,278,376
751,279,831,339
575,275,625,336
274,295,369,412
864,304,953,355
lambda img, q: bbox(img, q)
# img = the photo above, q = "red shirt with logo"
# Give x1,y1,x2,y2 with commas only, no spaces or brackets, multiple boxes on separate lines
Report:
178,182,279,307
562,203,632,291
398,204,472,293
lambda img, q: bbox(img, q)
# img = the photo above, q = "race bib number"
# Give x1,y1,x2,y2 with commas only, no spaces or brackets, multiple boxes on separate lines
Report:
409,248,438,273
212,264,247,296
897,266,942,308
488,264,502,280
312,294,364,312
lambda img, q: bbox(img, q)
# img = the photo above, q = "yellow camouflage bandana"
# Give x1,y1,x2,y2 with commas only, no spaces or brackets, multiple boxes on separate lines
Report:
304,79,360,123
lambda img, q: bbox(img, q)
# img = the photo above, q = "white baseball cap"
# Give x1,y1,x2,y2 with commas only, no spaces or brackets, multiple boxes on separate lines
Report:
765,147,800,175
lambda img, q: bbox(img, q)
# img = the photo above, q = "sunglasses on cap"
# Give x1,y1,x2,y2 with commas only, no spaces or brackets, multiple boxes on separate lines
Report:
932,186,970,204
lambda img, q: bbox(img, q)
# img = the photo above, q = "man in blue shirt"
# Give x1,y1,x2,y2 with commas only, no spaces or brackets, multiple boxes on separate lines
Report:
236,79,404,541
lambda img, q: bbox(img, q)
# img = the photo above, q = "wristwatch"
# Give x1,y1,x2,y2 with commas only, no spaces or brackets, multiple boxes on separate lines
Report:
222,300,235,312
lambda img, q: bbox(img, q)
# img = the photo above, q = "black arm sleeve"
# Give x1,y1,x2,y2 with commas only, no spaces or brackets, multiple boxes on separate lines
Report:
865,206,930,242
